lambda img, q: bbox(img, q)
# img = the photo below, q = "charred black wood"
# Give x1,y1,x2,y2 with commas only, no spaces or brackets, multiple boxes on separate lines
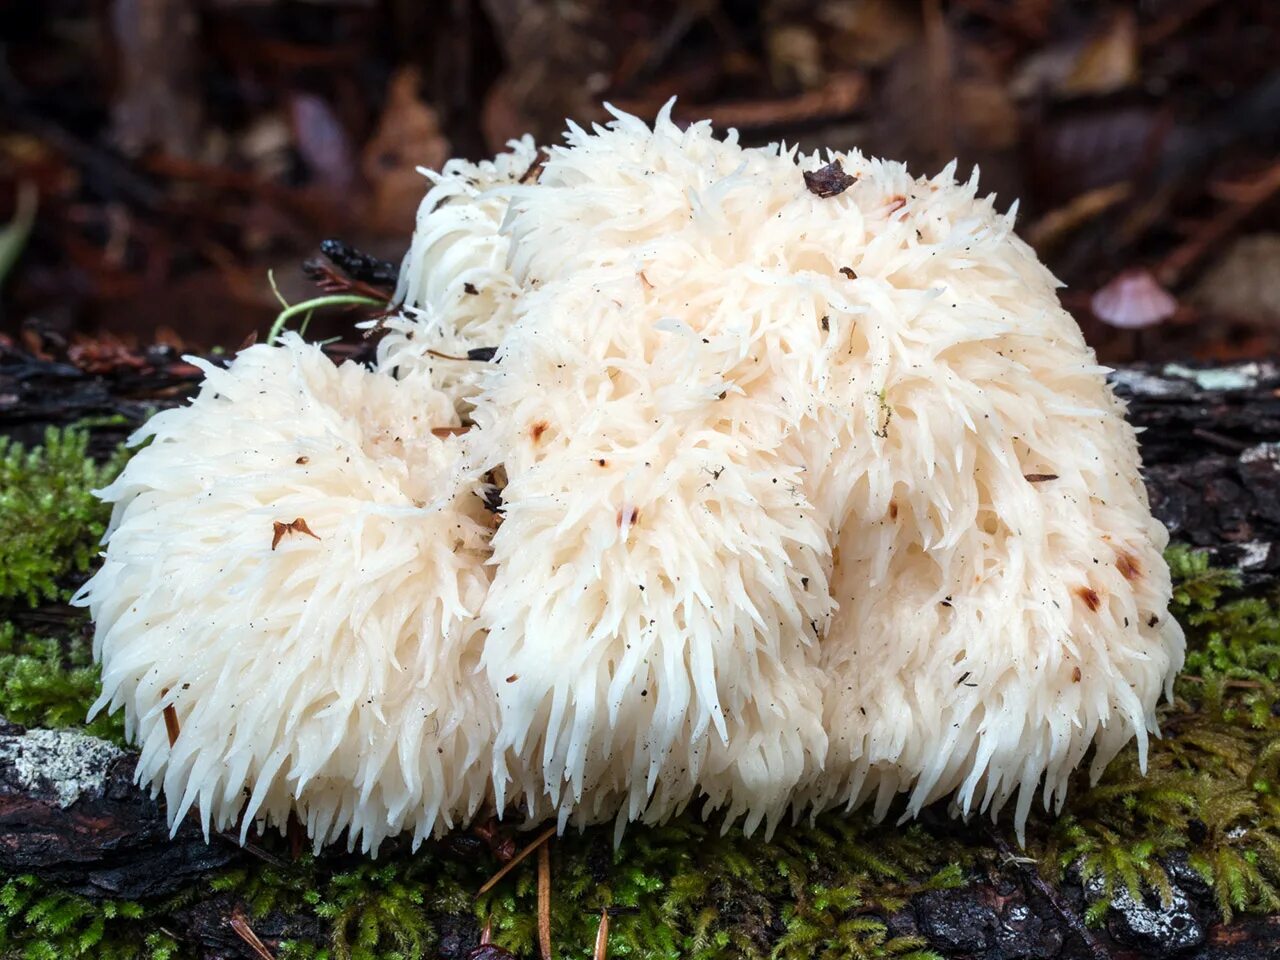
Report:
318,238,399,290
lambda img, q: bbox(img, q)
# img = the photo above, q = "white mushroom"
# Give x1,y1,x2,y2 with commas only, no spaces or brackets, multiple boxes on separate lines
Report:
791,163,1186,840
374,136,540,408
461,103,1183,839
81,102,1184,852
76,335,495,853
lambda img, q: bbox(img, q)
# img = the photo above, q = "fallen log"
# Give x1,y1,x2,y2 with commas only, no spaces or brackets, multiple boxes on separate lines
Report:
0,721,242,899
1,350,1278,959
1115,360,1280,581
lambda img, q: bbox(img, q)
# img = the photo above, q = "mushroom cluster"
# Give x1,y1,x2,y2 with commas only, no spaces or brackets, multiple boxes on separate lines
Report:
78,103,1184,852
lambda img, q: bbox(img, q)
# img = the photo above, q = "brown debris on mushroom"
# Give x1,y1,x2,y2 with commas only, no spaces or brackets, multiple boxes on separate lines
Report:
1077,586,1102,612
803,159,857,198
1116,551,1143,581
271,517,320,550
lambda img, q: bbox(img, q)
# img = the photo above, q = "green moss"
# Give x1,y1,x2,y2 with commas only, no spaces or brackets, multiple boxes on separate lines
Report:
0,427,127,607
1041,544,1280,923
0,623,123,743
197,814,963,960
0,876,178,960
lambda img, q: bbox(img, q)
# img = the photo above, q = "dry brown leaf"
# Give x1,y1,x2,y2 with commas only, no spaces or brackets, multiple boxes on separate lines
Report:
816,0,921,69
1191,234,1280,323
1027,183,1132,252
271,517,320,550
1062,10,1138,96
954,79,1020,151
361,67,450,235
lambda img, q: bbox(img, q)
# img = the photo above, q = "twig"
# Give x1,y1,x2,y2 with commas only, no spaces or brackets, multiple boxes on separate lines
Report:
162,705,180,747
287,811,304,860
989,831,1111,960
1156,161,1280,286
424,346,499,363
593,907,609,960
425,348,475,362
216,831,290,869
303,259,393,303
159,688,181,747
538,839,553,960
1191,428,1252,453
476,825,556,897
612,72,866,132
229,906,277,960
0,180,38,288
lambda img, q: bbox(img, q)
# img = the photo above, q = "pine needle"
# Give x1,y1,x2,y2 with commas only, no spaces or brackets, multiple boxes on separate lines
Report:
229,906,276,960
476,825,556,897
592,907,609,960
538,839,553,960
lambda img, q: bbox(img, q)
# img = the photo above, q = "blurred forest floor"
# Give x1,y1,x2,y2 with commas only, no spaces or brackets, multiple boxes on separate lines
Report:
0,0,1278,363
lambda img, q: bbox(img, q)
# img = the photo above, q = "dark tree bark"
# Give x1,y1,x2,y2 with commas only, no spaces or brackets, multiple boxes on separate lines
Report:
0,720,242,899
1114,360,1280,583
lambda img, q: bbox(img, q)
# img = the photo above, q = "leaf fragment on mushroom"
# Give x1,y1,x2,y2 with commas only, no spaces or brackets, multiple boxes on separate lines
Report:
271,517,320,550
803,159,857,198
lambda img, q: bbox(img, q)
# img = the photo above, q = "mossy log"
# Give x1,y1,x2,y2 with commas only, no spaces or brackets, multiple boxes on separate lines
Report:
2,345,1280,960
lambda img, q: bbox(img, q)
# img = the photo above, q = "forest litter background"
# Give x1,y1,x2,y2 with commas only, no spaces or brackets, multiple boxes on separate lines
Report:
2,1,1280,958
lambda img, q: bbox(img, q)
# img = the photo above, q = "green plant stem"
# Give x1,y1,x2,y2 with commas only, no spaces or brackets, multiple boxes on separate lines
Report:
268,296,383,344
